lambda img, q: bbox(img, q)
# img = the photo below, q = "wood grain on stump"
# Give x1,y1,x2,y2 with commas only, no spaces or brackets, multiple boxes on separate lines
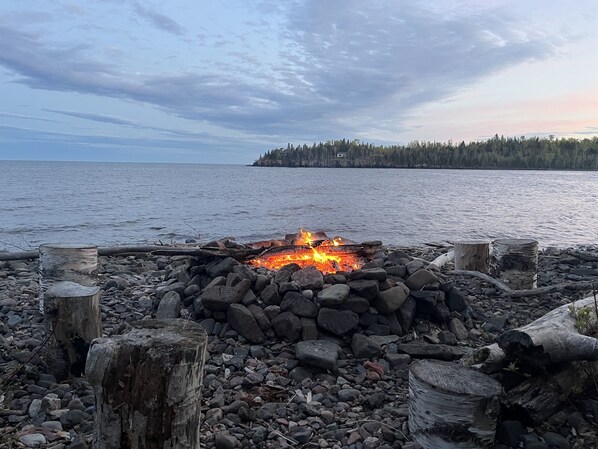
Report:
490,239,538,290
409,359,502,449
454,241,489,273
86,319,208,449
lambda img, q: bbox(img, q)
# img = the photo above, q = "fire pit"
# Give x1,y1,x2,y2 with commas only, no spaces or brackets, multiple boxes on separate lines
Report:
247,229,382,274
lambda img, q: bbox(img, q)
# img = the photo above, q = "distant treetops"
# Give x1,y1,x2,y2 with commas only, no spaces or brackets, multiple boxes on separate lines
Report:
253,135,598,170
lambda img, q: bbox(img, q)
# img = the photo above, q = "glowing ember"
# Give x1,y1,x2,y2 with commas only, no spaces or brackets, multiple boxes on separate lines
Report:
249,229,363,274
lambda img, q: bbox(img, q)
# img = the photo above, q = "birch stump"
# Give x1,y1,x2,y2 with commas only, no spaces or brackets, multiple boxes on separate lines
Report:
44,281,102,380
85,319,208,449
409,360,502,449
454,241,490,273
39,244,98,313
490,239,538,289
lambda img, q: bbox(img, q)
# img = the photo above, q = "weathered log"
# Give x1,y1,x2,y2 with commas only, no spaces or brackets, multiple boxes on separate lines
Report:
454,241,489,273
39,244,98,313
0,244,262,262
448,270,512,293
464,343,506,374
567,248,598,262
498,295,598,369
409,359,502,449
503,360,598,425
44,281,101,380
428,249,454,270
85,319,208,449
490,238,538,289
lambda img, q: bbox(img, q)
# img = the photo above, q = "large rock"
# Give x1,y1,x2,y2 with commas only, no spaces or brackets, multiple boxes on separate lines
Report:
155,281,186,300
156,291,182,319
295,340,340,370
317,308,359,336
446,287,468,312
345,295,370,313
247,304,272,330
373,284,409,314
280,292,318,317
271,311,303,342
207,257,240,278
227,304,266,343
363,268,387,281
260,283,280,305
405,269,439,290
301,317,318,341
347,280,379,300
201,279,251,311
291,266,324,290
275,263,302,283
397,296,416,331
351,334,383,359
318,284,351,306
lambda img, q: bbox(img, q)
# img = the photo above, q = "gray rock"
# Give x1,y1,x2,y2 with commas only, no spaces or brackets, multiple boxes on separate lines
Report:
207,257,239,278
405,269,439,290
363,268,387,281
397,296,417,331
199,318,216,334
385,265,407,278
271,311,302,342
292,427,311,445
317,284,350,306
351,334,383,359
317,308,359,335
345,295,370,313
155,281,186,300
274,263,302,283
59,409,90,429
41,394,61,413
295,340,340,370
263,305,281,320
280,292,317,317
496,420,525,447
247,304,271,330
260,283,280,305
214,432,239,449
541,432,570,449
227,304,266,343
338,388,360,402
201,279,251,311
19,434,47,447
254,274,270,292
347,280,379,300
448,317,469,341
156,291,182,319
28,399,42,418
291,266,324,290
373,285,409,314
7,314,23,326
385,353,411,369
301,317,318,341
279,281,300,296
446,287,468,312
396,343,464,361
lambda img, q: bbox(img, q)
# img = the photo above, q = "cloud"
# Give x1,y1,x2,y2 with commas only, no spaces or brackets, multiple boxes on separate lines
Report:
0,111,58,123
44,109,139,126
0,2,564,140
132,3,184,36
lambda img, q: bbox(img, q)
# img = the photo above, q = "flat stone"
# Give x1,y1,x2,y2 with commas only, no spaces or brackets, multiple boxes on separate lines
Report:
351,334,383,359
317,308,359,335
396,343,464,361
405,269,439,290
373,284,409,313
291,266,324,290
317,284,350,306
447,317,469,341
296,340,340,370
201,279,251,311
19,434,47,447
207,257,240,278
156,291,182,319
280,292,317,317
155,281,186,300
347,280,379,300
363,268,387,281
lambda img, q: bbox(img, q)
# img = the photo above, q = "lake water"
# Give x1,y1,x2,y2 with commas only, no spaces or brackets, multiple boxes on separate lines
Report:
1,161,597,251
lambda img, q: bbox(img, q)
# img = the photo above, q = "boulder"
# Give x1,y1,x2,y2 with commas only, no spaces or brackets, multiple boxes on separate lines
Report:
247,304,272,331
280,292,318,317
317,308,359,336
318,284,351,306
207,257,240,278
373,285,409,314
271,311,303,342
405,269,439,290
260,283,280,305
201,279,251,311
156,291,182,319
351,334,383,359
227,304,266,343
347,280,379,300
291,266,324,290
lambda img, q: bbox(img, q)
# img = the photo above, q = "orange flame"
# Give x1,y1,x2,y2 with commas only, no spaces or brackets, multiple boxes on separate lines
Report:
249,229,362,274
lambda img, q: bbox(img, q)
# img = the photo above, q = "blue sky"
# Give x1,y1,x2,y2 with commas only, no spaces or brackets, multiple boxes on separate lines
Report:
0,0,596,163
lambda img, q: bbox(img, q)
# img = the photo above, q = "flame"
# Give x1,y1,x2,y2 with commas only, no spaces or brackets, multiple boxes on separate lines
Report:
249,230,362,274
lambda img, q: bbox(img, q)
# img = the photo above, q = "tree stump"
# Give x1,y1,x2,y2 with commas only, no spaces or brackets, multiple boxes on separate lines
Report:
85,319,208,449
39,244,98,313
409,360,502,449
454,241,489,273
490,239,538,289
45,281,102,380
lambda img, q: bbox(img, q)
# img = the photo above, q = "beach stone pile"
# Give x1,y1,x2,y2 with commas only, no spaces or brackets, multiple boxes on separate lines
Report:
1,245,597,448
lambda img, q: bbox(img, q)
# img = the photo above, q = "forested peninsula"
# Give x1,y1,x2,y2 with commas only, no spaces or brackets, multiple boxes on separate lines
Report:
253,135,598,170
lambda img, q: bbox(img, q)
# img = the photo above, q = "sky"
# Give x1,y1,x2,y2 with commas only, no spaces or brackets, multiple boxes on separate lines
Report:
0,0,596,164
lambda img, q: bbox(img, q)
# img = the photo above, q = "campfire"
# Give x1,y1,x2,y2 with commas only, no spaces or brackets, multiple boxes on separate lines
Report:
248,229,379,274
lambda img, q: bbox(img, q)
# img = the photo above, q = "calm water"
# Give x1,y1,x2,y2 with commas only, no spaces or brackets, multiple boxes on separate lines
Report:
1,161,597,251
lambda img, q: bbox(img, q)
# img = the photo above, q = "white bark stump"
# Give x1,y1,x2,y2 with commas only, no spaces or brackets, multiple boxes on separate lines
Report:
409,360,502,449
490,239,538,289
39,244,98,313
85,319,208,449
454,241,490,273
45,281,102,380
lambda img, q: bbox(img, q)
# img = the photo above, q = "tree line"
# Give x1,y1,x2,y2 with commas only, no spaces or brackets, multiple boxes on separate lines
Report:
253,135,598,170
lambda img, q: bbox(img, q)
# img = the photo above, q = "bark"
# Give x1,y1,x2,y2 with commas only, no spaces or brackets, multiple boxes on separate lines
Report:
490,239,538,290
409,359,502,449
464,343,507,374
44,281,102,380
454,241,489,273
85,319,208,449
498,295,598,369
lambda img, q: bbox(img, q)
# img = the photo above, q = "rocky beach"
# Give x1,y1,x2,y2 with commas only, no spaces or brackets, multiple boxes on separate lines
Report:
1,242,597,449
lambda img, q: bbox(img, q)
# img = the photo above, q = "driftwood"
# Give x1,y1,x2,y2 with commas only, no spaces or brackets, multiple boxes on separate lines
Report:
490,239,538,289
85,319,208,449
428,249,454,270
567,248,598,262
454,241,489,273
0,244,262,262
503,360,598,425
409,359,502,449
498,295,598,369
45,281,102,380
464,343,506,374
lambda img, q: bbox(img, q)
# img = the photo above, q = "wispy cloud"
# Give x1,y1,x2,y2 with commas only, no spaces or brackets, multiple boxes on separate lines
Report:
132,3,184,36
44,109,139,126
